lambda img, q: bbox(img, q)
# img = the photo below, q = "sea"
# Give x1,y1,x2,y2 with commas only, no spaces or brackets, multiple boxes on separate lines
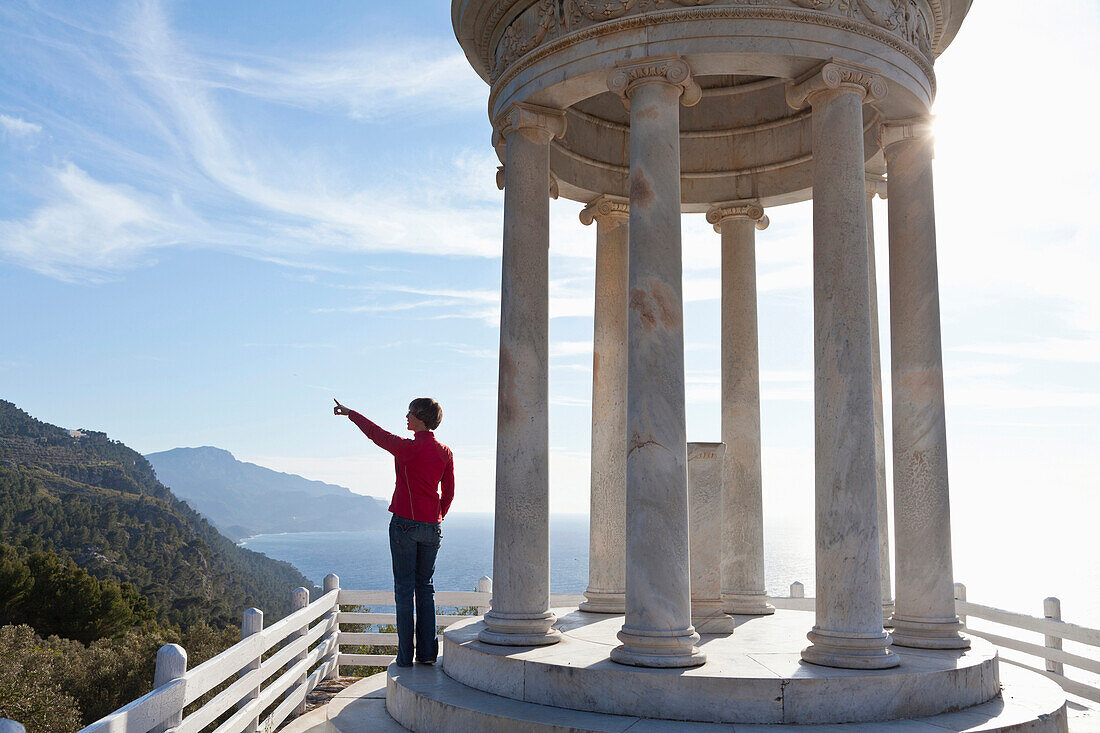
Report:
240,513,1099,627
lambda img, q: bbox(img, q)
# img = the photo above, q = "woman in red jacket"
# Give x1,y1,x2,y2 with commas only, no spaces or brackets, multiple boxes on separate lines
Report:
334,397,455,667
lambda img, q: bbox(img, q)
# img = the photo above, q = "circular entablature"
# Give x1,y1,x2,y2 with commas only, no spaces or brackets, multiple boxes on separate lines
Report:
548,73,885,208
441,609,1000,725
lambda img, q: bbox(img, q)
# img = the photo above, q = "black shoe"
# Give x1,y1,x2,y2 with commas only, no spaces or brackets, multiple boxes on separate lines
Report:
415,658,436,665
395,660,413,668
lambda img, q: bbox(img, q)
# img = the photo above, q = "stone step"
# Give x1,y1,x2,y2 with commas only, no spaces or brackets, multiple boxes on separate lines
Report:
281,673,409,733
385,663,1069,733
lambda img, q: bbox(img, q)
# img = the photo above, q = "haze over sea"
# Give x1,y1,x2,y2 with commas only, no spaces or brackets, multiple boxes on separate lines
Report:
241,513,1100,627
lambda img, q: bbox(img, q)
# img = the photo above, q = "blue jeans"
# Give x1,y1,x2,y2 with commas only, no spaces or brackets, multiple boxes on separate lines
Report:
388,514,441,665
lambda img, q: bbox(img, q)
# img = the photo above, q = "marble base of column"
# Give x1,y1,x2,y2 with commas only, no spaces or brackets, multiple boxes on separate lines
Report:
689,442,734,634
610,628,706,668
722,592,774,616
801,628,899,670
479,611,561,646
888,614,966,649
579,591,626,615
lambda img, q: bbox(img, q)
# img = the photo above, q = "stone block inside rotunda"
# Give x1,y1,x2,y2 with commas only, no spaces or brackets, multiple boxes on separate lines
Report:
382,1,1071,730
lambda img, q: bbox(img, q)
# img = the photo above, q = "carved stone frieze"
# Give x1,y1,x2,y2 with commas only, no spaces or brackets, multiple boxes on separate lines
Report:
576,0,638,21
490,0,935,83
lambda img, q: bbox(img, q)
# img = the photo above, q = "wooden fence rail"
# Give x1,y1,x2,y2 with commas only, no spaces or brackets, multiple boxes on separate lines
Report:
953,583,1100,704
40,576,1096,733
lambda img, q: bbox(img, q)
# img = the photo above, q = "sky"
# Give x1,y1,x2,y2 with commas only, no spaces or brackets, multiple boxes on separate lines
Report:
0,2,1097,614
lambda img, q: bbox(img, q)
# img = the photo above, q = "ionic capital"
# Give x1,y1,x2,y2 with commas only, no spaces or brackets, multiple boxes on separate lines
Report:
865,174,888,200
786,59,888,110
706,201,769,234
580,195,629,226
491,102,567,148
607,54,702,110
879,117,935,155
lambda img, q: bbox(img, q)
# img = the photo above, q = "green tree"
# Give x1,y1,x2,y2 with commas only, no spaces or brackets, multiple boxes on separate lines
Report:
0,625,82,733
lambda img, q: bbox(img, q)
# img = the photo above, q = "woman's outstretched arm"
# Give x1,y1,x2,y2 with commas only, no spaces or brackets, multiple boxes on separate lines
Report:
334,398,407,456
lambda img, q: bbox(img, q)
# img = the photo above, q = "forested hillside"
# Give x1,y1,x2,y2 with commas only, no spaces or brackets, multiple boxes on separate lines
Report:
0,400,312,628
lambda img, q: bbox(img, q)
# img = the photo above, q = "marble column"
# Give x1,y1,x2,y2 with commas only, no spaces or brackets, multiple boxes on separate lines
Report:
706,201,775,617
607,54,705,668
787,60,898,669
865,174,895,622
580,195,630,614
688,442,734,633
882,119,968,649
480,102,566,647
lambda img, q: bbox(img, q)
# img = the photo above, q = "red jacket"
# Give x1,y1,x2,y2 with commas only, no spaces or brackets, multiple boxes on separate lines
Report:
348,411,455,523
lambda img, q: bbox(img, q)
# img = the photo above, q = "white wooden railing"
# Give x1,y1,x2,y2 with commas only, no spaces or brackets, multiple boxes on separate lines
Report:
953,582,1100,704
4,576,1094,733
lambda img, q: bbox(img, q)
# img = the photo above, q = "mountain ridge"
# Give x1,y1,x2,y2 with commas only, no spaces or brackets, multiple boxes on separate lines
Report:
146,446,389,541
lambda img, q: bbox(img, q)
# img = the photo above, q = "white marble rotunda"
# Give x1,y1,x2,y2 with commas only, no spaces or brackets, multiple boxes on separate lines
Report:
381,0,1072,729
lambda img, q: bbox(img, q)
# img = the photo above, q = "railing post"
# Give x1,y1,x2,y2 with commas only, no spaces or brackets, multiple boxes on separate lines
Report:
1043,597,1064,676
790,581,804,599
239,608,263,733
323,573,340,681
152,643,187,733
289,587,310,716
0,719,26,733
477,576,492,615
953,582,967,626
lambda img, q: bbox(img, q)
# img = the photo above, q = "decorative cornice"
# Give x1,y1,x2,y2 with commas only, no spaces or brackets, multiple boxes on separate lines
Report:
580,194,630,225
879,116,934,153
706,201,770,233
786,58,888,109
488,6,936,113
606,54,702,109
491,102,568,148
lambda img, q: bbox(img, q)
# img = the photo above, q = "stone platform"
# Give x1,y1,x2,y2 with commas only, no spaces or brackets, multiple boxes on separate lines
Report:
439,609,1000,725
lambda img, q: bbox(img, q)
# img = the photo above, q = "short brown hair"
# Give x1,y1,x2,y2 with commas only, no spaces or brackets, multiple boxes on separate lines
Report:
409,398,443,430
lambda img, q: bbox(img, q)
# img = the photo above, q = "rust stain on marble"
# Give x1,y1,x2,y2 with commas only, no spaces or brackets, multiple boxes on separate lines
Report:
498,345,519,426
630,171,655,208
630,277,682,333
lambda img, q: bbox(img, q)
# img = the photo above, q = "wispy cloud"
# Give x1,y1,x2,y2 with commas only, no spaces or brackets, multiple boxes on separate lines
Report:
197,44,485,121
0,113,42,138
0,162,184,281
